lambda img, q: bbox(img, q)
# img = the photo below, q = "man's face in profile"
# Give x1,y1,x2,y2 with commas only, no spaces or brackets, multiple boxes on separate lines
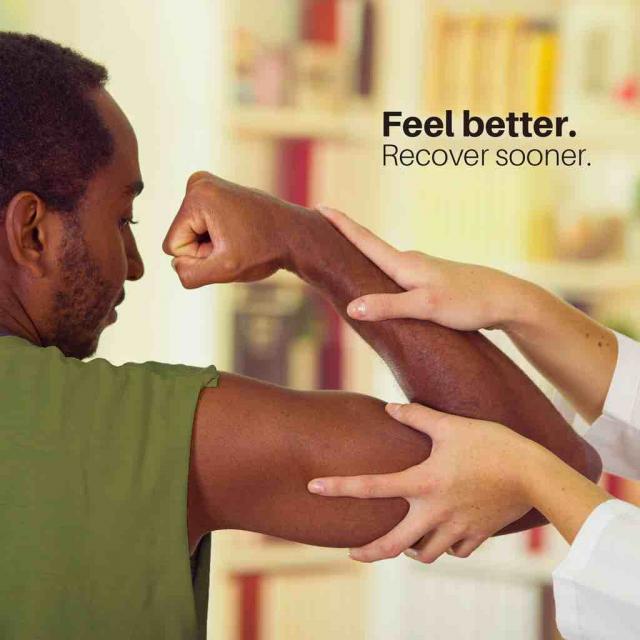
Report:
45,90,145,359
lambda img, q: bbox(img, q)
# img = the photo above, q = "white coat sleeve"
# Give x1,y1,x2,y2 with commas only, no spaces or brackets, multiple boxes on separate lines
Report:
582,332,640,480
553,499,640,640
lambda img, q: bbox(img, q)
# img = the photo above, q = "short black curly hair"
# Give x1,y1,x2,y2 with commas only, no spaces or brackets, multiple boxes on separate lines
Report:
0,32,113,217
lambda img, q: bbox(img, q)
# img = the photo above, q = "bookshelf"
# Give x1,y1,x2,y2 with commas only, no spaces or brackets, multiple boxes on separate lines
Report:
212,1,640,639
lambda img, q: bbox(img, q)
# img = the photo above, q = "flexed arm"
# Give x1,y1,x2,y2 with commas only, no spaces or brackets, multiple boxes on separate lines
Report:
164,173,601,551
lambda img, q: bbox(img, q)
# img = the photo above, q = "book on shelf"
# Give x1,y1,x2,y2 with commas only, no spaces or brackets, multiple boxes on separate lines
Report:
426,12,558,116
232,0,377,110
232,280,343,392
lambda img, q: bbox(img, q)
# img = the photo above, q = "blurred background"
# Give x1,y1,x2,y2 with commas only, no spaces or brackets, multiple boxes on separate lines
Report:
4,0,640,638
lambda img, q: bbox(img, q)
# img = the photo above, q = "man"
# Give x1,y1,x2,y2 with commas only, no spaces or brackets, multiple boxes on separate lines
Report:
0,33,600,639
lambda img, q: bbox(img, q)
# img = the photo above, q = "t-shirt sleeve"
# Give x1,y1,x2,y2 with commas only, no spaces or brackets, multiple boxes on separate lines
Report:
0,339,219,639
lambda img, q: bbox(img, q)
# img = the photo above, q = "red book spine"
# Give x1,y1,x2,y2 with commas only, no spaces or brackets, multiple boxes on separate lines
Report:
301,0,338,43
358,1,376,96
527,526,545,554
239,575,261,640
605,472,624,498
277,139,314,207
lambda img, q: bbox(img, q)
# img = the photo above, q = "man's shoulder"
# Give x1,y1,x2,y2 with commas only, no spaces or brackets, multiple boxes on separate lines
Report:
0,335,219,384
0,336,220,421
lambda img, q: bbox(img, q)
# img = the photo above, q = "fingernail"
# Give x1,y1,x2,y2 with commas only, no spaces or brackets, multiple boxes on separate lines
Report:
316,205,332,215
348,300,367,318
386,403,401,416
404,549,418,559
308,480,325,494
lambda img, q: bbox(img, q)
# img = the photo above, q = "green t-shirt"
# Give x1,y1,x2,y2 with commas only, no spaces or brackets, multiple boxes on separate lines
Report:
0,336,219,639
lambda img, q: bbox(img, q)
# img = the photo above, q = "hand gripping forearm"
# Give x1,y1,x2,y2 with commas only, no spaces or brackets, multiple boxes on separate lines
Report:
281,207,602,533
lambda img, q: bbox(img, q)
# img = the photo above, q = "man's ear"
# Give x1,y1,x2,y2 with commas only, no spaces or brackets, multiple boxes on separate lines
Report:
3,191,51,278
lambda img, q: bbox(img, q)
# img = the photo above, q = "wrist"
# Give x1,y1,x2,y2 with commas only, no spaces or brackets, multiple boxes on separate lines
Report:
279,205,327,284
267,199,310,274
500,277,553,337
517,438,557,505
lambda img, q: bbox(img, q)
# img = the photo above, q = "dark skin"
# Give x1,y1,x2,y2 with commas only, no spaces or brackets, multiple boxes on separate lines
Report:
0,88,601,562
167,174,602,554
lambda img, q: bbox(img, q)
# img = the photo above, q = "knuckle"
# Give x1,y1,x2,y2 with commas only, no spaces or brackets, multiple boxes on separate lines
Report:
378,543,400,560
221,255,240,276
451,523,467,539
413,480,431,496
358,476,378,498
401,403,419,420
180,277,197,290
324,479,341,494
436,506,454,523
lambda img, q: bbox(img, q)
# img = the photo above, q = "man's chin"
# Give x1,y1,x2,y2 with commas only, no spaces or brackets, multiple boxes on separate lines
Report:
55,325,106,360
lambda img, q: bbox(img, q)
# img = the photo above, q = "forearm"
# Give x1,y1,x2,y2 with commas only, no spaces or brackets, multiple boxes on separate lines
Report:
505,280,617,423
523,441,610,543
281,208,601,530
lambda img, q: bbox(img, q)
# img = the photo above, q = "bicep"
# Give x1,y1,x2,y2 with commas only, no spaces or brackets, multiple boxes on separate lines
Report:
188,372,430,549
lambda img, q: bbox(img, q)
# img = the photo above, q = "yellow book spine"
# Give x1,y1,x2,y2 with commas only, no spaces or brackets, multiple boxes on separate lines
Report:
529,25,558,115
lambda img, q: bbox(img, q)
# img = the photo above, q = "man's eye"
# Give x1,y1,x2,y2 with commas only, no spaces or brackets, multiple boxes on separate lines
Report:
119,218,139,229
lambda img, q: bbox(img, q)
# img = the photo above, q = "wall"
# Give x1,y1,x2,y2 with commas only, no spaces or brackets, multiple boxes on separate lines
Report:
21,0,230,368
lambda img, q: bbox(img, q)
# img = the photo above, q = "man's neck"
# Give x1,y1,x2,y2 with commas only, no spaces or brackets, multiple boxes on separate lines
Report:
0,303,41,344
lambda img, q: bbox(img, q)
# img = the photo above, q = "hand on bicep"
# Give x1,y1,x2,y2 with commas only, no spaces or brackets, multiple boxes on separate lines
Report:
308,402,532,563
317,206,513,331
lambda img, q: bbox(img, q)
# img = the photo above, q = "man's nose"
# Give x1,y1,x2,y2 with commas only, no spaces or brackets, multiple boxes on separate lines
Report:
126,237,145,282
127,253,145,281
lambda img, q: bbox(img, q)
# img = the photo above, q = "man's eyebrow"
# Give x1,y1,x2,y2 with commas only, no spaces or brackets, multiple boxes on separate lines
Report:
125,180,144,197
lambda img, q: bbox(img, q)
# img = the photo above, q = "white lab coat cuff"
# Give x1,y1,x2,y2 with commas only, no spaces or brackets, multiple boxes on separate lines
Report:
553,499,640,640
583,332,640,480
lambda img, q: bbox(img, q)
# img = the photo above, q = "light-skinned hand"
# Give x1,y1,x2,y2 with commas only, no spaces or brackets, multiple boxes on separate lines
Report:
308,402,533,563
317,206,527,332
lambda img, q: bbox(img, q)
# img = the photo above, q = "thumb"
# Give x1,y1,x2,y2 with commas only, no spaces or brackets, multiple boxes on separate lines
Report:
386,403,449,440
172,250,242,289
171,256,218,290
347,289,433,322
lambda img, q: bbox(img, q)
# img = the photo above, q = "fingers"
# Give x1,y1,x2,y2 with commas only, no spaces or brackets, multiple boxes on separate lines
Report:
171,256,211,290
349,506,438,562
347,289,432,322
406,527,462,564
163,172,216,257
163,201,209,258
448,536,486,559
171,253,237,289
316,206,402,281
386,403,448,438
308,468,425,499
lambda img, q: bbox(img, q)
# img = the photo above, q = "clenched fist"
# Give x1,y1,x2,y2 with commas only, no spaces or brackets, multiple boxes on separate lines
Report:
163,172,300,288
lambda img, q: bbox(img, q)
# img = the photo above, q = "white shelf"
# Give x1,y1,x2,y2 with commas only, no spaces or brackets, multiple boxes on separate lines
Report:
215,540,353,575
409,549,558,585
228,105,379,141
509,260,640,295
